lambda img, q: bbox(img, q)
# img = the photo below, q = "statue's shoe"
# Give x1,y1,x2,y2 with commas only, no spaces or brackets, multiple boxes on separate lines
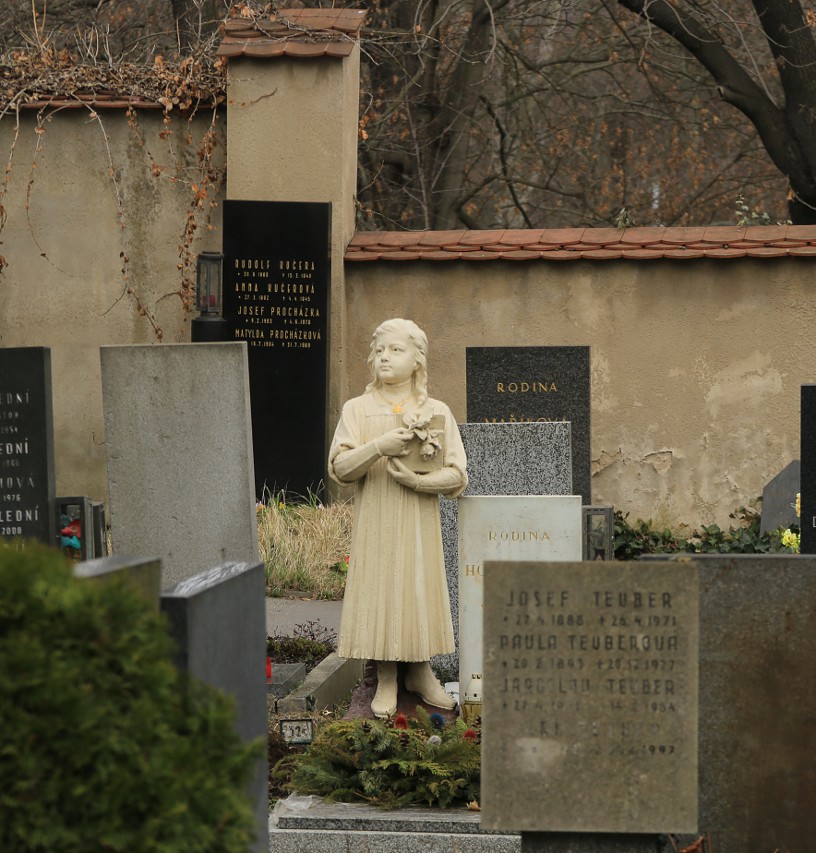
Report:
404,662,457,710
371,662,398,718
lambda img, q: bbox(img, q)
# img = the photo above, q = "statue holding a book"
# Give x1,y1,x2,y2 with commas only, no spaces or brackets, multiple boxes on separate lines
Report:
329,318,468,718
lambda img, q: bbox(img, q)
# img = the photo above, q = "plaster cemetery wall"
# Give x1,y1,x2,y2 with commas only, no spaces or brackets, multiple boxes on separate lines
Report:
0,108,226,501
345,257,816,527
2,96,816,530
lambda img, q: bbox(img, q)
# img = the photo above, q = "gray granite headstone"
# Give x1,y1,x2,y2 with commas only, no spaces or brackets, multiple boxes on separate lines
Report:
436,422,572,679
0,347,56,544
466,347,590,504
673,554,816,852
100,343,259,588
161,561,268,853
759,460,799,535
482,560,698,834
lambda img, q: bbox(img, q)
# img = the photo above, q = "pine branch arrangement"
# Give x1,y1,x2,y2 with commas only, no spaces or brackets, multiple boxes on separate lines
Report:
281,708,481,809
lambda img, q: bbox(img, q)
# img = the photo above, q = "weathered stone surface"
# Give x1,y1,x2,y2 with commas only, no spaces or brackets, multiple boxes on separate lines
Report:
680,554,816,852
437,422,572,678
457,495,582,697
482,560,698,834
100,343,258,587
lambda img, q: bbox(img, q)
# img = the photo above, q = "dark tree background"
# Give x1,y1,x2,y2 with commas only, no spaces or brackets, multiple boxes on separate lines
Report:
2,0,814,227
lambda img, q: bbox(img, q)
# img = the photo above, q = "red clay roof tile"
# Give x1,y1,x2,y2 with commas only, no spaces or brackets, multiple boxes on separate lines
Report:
345,225,816,262
703,226,746,244
458,230,506,246
659,228,710,245
583,248,624,260
418,250,463,260
702,248,747,259
618,227,667,245
499,229,545,245
499,250,542,260
660,249,706,259
580,228,626,246
418,231,467,246
218,8,365,61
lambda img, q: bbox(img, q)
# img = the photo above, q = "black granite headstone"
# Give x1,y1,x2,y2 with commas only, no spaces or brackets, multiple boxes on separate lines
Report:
0,347,56,544
800,386,816,553
466,346,591,503
759,460,800,535
223,200,331,501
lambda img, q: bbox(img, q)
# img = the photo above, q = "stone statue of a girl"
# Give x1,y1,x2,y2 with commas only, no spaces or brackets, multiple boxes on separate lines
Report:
329,318,467,717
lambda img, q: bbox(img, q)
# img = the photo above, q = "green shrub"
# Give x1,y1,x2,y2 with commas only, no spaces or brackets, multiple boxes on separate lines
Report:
614,503,790,560
267,620,337,672
613,511,685,559
0,542,261,852
280,708,480,809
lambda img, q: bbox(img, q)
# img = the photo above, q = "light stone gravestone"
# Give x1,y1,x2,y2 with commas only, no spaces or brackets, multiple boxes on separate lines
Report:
438,421,573,678
100,343,259,588
482,560,698,836
458,495,582,697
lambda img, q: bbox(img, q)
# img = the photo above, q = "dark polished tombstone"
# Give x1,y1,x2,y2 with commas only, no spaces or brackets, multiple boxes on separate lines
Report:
75,555,162,611
759,460,800,535
801,386,816,553
0,347,56,544
223,200,331,501
466,346,591,504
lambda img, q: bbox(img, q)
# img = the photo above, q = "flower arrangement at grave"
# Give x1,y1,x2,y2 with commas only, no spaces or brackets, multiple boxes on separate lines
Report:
781,493,801,553
275,707,481,809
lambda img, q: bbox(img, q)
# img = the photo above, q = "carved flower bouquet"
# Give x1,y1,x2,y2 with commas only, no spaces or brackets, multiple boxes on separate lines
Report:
401,413,445,473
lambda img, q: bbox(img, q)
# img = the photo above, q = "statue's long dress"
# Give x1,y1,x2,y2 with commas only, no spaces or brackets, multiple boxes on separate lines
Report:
329,392,467,661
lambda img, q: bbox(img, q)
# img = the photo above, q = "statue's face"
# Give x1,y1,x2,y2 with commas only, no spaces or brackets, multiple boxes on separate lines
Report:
373,331,418,385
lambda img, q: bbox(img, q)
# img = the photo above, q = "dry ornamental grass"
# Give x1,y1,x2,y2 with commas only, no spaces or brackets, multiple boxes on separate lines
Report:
258,495,352,601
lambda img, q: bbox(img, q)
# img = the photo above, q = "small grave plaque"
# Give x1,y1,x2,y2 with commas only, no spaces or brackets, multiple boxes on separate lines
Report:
466,347,591,504
482,561,698,834
279,718,315,745
223,200,331,500
0,347,56,544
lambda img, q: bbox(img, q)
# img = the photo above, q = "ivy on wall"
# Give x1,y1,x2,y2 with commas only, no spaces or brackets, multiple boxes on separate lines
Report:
0,39,227,339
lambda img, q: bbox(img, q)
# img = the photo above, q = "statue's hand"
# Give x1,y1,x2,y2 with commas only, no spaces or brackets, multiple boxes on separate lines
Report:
386,457,421,490
374,428,413,458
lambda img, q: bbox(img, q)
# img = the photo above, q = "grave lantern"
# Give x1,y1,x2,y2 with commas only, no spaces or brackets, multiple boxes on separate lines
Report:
191,251,228,342
582,505,614,560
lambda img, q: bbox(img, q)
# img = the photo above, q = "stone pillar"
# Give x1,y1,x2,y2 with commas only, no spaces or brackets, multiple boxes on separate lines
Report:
219,8,365,436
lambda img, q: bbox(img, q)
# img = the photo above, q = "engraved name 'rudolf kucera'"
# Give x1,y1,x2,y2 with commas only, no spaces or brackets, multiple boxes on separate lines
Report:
496,381,558,393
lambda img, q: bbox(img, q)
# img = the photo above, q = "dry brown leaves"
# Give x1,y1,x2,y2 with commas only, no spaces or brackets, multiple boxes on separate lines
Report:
0,45,226,114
